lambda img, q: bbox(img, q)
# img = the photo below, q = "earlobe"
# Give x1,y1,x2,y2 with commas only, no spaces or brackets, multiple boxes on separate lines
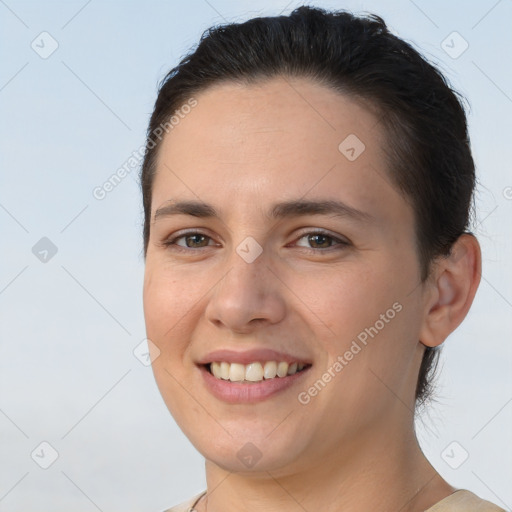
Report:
419,234,482,348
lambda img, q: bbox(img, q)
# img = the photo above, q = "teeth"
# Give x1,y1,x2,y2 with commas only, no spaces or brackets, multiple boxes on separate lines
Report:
287,362,298,375
208,361,307,382
276,361,288,377
245,362,263,382
229,363,245,382
220,362,230,380
263,361,277,379
211,361,222,379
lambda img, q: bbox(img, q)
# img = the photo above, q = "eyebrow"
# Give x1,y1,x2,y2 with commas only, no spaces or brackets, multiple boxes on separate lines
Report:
153,199,374,223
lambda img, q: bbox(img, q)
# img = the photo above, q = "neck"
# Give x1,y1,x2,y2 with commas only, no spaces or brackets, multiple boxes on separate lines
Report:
198,416,455,512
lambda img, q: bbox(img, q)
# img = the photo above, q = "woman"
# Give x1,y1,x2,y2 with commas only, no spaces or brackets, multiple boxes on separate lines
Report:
140,6,504,512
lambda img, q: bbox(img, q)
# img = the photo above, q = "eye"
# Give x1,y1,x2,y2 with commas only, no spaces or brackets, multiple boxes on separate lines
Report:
160,229,350,253
293,230,350,251
162,231,216,250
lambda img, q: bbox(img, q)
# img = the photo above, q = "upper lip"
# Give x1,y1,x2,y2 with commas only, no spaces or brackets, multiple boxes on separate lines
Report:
197,348,312,366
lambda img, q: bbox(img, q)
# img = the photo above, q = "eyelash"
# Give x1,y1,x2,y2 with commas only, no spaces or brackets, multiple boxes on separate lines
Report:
160,229,350,254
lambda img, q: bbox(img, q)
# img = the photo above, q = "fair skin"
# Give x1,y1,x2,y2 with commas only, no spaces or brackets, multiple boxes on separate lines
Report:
143,77,481,512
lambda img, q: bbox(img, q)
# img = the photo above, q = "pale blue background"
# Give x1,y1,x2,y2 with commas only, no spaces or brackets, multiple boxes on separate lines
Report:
1,1,511,511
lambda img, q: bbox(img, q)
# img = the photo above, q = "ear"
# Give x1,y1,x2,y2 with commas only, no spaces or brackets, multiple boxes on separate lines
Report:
419,234,482,348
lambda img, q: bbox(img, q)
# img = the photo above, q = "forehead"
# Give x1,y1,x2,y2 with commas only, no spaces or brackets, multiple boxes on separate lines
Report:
152,76,408,226
158,76,383,167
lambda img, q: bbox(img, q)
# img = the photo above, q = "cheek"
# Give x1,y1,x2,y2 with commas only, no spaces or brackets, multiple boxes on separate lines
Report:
142,266,197,358
291,263,398,346
292,261,415,394
143,267,199,416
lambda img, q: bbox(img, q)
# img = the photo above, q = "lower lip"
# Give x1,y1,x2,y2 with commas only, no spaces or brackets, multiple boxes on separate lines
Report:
199,365,311,404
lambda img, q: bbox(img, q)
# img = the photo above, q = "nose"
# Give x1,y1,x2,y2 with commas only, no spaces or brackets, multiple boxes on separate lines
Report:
204,245,287,334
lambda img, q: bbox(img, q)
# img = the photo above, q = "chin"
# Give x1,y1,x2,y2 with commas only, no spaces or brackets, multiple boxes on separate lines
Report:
189,428,309,474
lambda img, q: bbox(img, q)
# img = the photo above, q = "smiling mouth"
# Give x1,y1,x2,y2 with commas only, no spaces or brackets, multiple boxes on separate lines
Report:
205,361,312,383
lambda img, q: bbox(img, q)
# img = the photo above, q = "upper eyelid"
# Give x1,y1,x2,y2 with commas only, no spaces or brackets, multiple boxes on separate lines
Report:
167,229,219,245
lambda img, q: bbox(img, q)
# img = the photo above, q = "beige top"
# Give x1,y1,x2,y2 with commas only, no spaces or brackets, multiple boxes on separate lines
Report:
162,489,506,512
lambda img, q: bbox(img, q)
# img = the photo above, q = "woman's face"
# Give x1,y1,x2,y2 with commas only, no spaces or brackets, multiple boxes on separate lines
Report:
143,77,429,473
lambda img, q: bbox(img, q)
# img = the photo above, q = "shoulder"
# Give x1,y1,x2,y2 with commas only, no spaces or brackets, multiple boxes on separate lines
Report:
426,489,506,511
158,489,506,511
159,490,206,512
